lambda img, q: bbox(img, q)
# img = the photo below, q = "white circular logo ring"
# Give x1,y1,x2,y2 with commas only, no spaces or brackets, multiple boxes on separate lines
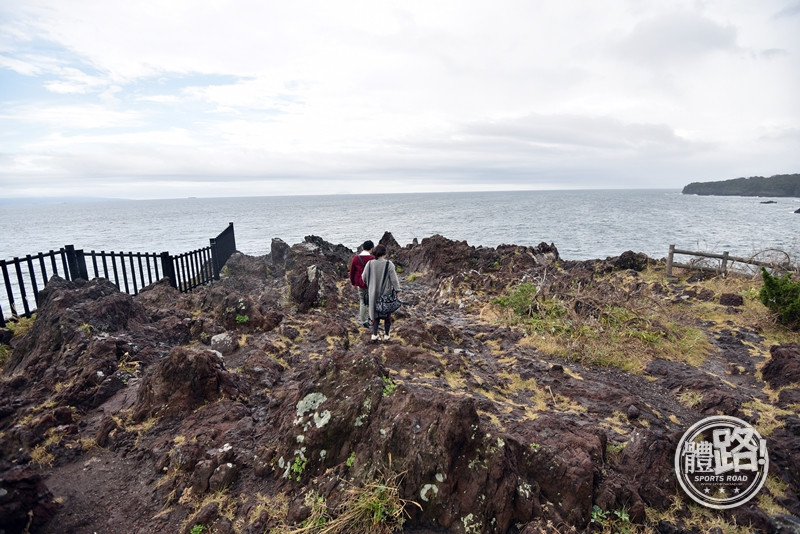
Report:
675,415,768,509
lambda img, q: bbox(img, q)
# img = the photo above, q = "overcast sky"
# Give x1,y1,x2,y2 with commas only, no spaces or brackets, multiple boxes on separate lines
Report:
1,0,798,199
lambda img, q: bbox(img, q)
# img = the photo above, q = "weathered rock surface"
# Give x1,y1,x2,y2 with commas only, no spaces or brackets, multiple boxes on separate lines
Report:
0,232,797,534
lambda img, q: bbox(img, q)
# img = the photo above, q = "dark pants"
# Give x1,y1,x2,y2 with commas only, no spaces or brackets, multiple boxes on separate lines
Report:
371,315,392,335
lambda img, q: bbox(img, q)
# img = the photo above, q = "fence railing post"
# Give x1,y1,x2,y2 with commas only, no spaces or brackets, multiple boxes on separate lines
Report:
210,222,236,280
721,251,729,275
160,252,177,289
666,244,675,277
65,245,89,281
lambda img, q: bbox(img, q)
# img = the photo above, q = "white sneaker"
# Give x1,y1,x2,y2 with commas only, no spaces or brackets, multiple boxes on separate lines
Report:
371,334,381,342
383,333,390,342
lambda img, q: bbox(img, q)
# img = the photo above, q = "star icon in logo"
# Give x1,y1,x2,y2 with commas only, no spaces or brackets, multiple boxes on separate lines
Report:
719,488,726,494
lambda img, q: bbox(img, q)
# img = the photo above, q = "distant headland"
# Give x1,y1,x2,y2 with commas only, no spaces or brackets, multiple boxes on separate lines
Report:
682,173,800,197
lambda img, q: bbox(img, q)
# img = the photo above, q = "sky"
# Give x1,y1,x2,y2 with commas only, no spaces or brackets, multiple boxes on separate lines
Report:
1,0,798,199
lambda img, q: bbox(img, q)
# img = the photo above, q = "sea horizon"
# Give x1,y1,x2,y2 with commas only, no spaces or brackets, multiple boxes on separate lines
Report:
1,189,798,263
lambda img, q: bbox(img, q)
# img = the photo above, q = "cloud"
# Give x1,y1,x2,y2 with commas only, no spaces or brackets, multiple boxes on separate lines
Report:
614,11,738,65
772,2,800,18
0,1,797,198
458,114,695,154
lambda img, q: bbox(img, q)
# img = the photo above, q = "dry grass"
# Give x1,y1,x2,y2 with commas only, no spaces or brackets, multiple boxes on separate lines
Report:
493,269,714,373
270,471,419,534
739,398,792,436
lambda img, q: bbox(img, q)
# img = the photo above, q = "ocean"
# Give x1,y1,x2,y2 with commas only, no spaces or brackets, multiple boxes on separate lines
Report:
1,189,798,263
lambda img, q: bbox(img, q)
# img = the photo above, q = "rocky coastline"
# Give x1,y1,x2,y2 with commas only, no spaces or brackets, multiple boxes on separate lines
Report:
682,173,800,198
1,232,798,534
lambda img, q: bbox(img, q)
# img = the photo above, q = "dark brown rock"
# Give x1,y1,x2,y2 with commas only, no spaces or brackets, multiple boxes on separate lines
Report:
719,292,744,306
191,459,216,494
132,347,249,421
762,344,800,389
612,251,649,272
0,465,59,532
0,327,12,345
208,462,238,492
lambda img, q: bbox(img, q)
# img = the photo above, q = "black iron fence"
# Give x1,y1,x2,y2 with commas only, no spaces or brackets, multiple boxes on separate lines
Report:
0,223,236,328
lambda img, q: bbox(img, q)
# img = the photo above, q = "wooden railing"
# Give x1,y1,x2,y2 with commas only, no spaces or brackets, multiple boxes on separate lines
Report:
666,244,796,277
0,223,236,327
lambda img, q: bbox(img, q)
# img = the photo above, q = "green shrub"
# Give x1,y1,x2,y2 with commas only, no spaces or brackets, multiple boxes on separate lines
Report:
494,282,538,317
760,268,800,328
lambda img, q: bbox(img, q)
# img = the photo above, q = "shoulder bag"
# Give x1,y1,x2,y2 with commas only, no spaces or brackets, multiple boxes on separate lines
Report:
374,262,402,318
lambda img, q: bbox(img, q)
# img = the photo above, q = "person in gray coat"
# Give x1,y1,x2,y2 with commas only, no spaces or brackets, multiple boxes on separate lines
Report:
361,244,401,342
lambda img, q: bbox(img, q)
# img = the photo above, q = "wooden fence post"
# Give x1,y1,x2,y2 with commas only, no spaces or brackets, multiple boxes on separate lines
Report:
721,251,729,275
160,252,177,289
666,244,675,277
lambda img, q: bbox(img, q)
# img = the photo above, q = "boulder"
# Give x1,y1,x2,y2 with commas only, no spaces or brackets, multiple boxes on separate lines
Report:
719,293,744,306
0,465,59,532
762,344,800,389
612,251,650,272
210,332,239,355
132,347,249,421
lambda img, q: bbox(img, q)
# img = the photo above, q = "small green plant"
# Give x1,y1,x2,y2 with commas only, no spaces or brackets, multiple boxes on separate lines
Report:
605,442,627,464
760,268,800,328
235,314,249,324
299,492,329,529
79,323,93,335
346,451,356,468
590,505,608,525
190,525,207,534
291,455,307,481
529,442,541,452
382,376,397,397
590,505,632,533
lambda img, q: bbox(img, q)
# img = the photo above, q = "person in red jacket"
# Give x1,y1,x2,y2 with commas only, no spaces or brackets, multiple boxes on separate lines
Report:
349,240,375,327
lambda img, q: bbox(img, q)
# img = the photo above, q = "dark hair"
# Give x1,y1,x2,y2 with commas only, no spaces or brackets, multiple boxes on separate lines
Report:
362,240,374,251
373,244,387,258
